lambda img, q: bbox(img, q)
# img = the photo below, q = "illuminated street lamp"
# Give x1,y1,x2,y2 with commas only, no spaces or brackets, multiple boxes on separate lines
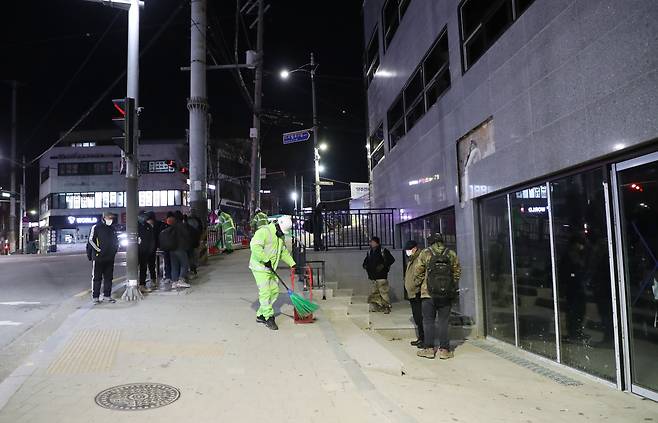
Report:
280,52,321,206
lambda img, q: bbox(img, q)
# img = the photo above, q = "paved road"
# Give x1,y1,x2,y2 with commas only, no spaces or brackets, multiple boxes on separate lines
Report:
0,253,126,374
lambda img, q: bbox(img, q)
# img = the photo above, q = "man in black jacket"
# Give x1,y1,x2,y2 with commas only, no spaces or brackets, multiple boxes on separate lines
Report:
87,212,119,304
138,211,156,292
363,236,395,313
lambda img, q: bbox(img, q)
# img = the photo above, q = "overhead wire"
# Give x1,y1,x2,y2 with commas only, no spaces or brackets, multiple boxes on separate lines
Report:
28,2,186,166
25,11,122,146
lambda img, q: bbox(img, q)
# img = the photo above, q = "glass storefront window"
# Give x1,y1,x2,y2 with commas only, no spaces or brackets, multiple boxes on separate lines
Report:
145,191,153,207
161,190,168,206
66,193,74,209
551,169,616,381
511,184,556,359
95,192,102,208
153,190,161,207
109,192,117,208
480,195,515,345
102,192,110,208
617,158,658,394
168,190,175,206
174,190,181,206
117,192,124,208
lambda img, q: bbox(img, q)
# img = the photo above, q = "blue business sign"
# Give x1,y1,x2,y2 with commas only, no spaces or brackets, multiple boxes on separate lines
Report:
282,129,312,145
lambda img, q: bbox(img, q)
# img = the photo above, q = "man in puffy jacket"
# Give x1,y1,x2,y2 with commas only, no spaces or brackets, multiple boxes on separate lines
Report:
249,216,296,331
363,236,395,313
87,212,119,304
414,233,461,360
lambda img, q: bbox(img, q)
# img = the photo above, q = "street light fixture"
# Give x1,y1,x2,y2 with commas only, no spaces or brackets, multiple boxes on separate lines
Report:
319,142,328,151
29,210,37,216
318,165,326,173
280,53,322,206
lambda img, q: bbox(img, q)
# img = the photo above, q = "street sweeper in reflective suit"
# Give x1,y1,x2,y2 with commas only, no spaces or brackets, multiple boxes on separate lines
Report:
249,216,296,330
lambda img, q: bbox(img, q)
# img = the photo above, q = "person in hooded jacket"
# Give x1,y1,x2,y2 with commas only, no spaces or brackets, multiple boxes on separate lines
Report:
363,236,396,313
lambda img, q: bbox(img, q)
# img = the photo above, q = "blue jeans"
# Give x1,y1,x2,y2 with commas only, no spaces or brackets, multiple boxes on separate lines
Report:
170,249,189,281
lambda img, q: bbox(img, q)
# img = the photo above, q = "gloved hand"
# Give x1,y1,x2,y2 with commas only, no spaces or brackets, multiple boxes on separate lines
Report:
264,261,273,270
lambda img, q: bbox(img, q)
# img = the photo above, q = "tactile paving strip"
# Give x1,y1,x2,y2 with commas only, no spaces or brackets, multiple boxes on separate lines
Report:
47,329,120,374
470,340,583,386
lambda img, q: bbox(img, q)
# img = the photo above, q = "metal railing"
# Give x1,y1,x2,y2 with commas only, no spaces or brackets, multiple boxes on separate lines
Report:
293,208,396,250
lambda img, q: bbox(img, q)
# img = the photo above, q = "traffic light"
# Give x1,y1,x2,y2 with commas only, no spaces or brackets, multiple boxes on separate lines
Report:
630,183,643,192
111,97,136,155
179,166,189,175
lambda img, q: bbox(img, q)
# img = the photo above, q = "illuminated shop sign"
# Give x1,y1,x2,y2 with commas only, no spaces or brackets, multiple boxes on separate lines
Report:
67,216,98,225
408,174,440,186
520,206,547,214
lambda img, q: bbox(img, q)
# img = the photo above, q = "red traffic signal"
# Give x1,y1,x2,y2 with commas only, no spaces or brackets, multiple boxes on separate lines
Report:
179,166,189,175
166,160,176,168
630,183,643,192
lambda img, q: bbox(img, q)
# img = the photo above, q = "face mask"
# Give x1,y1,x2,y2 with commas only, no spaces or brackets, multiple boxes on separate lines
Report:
104,219,113,226
405,250,413,257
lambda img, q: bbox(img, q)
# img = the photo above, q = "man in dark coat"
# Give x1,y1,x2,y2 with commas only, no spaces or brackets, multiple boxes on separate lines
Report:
87,211,119,304
363,236,396,313
138,211,157,292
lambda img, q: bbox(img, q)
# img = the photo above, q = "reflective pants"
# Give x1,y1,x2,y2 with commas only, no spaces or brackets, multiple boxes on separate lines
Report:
252,270,279,319
223,228,234,251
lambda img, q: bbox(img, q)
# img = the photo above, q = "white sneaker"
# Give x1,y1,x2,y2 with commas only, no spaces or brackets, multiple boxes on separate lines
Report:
175,280,191,288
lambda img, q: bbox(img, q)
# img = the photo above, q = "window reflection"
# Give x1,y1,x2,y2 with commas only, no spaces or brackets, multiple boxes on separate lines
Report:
511,184,556,359
551,169,616,381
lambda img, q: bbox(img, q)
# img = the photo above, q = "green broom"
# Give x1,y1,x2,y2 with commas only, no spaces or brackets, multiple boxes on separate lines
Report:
270,270,319,318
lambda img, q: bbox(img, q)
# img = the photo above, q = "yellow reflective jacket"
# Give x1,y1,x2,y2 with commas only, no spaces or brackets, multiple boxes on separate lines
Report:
249,223,296,272
250,212,269,232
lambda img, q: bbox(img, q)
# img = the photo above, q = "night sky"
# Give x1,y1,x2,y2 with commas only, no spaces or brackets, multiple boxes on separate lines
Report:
0,0,367,210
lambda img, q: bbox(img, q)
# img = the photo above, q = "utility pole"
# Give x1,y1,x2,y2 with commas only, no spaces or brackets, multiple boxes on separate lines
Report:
310,53,321,206
122,0,142,300
249,0,265,216
300,174,304,210
9,81,17,253
189,0,209,228
19,156,25,253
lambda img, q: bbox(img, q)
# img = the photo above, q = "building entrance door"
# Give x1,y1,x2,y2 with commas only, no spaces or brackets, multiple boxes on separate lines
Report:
612,152,658,401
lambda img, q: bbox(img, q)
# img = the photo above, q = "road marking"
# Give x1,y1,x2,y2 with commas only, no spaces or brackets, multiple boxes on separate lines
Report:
0,301,41,306
0,321,22,326
74,276,126,298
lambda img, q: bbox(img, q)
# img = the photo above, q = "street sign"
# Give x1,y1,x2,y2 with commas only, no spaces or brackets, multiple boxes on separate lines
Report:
319,181,334,186
282,129,312,145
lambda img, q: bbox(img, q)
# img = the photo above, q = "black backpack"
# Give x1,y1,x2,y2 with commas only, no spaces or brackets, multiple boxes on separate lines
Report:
159,226,178,252
426,248,457,299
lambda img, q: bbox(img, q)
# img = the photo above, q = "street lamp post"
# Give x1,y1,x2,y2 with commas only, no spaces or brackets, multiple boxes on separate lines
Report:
281,52,322,206
0,155,26,253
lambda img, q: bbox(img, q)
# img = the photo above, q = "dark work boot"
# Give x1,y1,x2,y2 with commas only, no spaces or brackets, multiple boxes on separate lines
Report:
265,317,278,331
256,315,266,324
410,339,424,347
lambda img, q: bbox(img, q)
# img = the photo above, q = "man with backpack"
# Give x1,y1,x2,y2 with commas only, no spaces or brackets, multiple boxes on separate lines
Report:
363,236,396,314
414,233,461,359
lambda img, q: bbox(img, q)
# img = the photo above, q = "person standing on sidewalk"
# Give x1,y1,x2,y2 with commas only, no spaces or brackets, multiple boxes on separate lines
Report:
138,211,156,293
159,213,191,289
403,240,424,348
218,209,235,254
414,233,461,360
249,216,296,331
86,212,119,304
184,214,202,278
363,236,395,314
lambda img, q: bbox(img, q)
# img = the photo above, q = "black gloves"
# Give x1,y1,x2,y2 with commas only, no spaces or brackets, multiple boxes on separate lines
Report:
264,261,273,270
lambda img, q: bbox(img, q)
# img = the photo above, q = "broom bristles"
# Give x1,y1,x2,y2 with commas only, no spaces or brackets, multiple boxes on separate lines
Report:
289,292,319,318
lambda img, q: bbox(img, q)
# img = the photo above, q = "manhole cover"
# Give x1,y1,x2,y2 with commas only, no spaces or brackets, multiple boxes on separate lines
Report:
95,383,180,411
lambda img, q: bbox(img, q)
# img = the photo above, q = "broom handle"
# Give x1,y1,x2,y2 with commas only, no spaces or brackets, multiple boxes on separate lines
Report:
270,269,291,291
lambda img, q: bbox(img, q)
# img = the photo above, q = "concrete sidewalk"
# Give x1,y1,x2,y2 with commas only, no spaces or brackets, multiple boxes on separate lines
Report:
0,251,655,422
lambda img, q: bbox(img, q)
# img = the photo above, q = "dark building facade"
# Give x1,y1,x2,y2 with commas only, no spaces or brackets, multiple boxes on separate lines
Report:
364,0,658,399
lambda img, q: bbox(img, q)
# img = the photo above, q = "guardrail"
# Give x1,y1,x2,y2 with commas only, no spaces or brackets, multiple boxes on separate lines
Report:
293,208,396,250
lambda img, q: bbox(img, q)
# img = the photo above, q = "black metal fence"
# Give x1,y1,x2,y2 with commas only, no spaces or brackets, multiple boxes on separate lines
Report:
292,208,396,250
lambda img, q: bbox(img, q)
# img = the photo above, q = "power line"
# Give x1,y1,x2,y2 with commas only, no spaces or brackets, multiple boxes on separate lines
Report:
25,11,122,146
29,2,186,166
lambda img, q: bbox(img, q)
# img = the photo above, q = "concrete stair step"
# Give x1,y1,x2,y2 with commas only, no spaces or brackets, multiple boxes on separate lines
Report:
310,288,333,299
333,288,354,297
325,281,339,291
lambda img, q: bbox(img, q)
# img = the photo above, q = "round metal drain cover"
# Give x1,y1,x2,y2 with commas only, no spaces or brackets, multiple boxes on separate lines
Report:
95,383,180,411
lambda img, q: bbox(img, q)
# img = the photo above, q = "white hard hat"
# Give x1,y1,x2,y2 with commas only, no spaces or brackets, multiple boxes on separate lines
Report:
277,216,293,233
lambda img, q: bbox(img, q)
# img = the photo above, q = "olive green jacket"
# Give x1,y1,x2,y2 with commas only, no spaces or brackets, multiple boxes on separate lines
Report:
404,249,422,298
413,242,461,299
